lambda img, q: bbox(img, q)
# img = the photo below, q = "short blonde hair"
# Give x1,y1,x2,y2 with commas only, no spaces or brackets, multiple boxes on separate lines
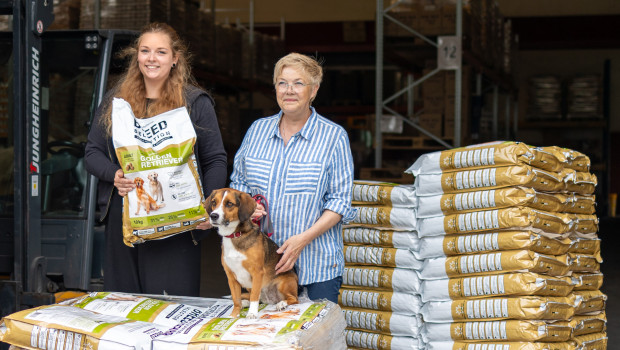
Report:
273,53,323,86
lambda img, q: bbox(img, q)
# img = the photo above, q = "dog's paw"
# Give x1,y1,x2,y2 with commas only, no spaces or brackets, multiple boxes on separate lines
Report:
246,311,259,319
241,300,250,308
276,300,288,311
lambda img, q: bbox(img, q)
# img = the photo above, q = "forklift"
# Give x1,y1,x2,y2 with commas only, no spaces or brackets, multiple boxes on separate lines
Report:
0,0,137,329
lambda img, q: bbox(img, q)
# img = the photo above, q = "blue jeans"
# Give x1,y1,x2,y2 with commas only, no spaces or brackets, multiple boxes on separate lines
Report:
302,276,343,303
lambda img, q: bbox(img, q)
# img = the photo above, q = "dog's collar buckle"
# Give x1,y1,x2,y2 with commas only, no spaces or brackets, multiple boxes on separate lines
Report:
225,232,242,238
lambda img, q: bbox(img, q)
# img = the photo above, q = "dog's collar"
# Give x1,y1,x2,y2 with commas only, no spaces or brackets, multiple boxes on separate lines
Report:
225,232,242,238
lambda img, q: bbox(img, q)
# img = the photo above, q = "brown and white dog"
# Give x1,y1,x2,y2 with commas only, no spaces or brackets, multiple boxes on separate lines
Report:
206,188,299,318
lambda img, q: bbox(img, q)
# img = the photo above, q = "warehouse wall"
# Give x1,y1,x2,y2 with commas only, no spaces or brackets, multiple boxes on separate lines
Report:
516,49,620,131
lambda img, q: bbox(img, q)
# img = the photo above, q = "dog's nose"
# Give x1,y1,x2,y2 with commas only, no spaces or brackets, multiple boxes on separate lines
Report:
210,213,219,221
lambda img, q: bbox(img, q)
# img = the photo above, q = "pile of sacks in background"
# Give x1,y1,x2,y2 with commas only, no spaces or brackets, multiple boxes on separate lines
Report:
0,292,347,349
341,180,423,349
341,141,607,350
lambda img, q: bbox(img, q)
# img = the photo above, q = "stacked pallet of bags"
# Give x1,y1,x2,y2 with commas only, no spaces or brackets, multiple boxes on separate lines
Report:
0,292,347,349
340,180,424,350
406,141,607,350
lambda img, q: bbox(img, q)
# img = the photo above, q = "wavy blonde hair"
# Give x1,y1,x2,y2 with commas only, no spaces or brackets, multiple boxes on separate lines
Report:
101,22,196,135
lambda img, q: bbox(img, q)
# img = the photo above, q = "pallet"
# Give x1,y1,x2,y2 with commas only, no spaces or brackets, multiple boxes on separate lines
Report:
382,135,452,150
359,168,414,184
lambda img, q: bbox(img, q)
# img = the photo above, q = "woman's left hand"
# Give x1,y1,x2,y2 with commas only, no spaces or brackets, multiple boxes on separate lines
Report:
196,221,213,230
275,233,309,275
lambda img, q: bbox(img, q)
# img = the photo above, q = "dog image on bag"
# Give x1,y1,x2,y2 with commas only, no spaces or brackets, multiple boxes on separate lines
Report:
134,177,165,215
206,188,299,319
148,171,164,203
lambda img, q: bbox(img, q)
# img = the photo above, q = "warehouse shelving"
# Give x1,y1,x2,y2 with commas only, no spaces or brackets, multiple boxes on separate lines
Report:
374,0,517,168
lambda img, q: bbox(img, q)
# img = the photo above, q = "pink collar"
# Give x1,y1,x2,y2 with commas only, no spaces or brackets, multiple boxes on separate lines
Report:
225,232,242,238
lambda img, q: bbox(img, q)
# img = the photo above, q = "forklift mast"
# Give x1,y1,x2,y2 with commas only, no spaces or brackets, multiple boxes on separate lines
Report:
0,0,137,321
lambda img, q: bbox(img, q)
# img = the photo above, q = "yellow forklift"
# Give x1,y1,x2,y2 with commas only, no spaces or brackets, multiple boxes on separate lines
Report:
0,0,136,330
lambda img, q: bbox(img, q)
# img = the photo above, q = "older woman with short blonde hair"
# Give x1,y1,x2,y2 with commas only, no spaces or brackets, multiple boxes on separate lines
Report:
230,52,356,303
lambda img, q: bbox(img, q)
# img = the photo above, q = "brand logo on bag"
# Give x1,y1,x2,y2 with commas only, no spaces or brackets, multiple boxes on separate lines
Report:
134,119,172,146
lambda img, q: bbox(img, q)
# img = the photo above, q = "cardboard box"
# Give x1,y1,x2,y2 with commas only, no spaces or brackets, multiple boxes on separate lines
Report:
422,69,445,97
419,113,443,136
444,66,472,97
424,95,444,113
418,3,442,36
443,94,470,139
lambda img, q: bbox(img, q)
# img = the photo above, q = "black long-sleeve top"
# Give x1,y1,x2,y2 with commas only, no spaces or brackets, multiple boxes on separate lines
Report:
85,85,227,221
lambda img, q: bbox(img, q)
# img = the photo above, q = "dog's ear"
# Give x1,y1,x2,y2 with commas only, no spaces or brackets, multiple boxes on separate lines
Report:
237,192,257,223
205,190,217,214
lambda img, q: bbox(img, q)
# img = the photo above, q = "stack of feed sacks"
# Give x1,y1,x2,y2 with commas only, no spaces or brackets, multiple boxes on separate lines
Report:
406,141,607,350
340,180,423,350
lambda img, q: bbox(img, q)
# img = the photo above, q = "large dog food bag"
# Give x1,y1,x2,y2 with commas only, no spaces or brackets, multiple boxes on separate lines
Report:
407,142,606,349
1,296,348,350
112,98,207,246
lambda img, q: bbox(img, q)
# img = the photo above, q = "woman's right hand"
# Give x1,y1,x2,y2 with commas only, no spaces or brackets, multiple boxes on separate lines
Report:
252,203,267,220
114,169,135,197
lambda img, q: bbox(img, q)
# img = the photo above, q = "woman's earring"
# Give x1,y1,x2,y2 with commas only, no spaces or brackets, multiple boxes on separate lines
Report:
172,63,177,68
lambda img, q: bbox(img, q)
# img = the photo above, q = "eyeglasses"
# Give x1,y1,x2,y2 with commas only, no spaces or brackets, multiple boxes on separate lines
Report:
276,81,310,92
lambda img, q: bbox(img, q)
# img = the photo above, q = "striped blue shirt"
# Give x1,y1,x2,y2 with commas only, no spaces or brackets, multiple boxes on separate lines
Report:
230,107,356,285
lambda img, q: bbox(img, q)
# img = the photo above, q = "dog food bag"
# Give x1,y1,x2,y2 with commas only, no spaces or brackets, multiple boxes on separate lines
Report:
425,340,576,350
571,332,608,350
568,313,607,336
406,141,561,176
416,231,572,259
573,290,607,315
150,301,347,350
421,319,573,343
569,237,601,256
416,207,572,238
415,187,570,218
112,98,207,246
59,292,233,327
339,288,422,314
568,253,601,273
563,169,597,195
419,250,570,280
420,296,575,322
572,273,604,291
351,206,417,229
344,245,423,269
540,146,591,172
352,181,417,207
563,194,596,214
570,214,599,237
0,304,169,350
343,266,422,294
344,329,423,350
414,165,565,196
343,226,419,249
341,307,421,337
419,272,574,302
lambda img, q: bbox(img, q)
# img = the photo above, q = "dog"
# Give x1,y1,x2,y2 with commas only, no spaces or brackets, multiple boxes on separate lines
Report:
134,177,164,215
147,171,164,203
206,188,298,319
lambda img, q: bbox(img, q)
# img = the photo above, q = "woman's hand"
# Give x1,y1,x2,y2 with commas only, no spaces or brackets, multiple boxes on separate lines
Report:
196,221,213,230
275,233,310,275
252,203,267,220
114,169,135,196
